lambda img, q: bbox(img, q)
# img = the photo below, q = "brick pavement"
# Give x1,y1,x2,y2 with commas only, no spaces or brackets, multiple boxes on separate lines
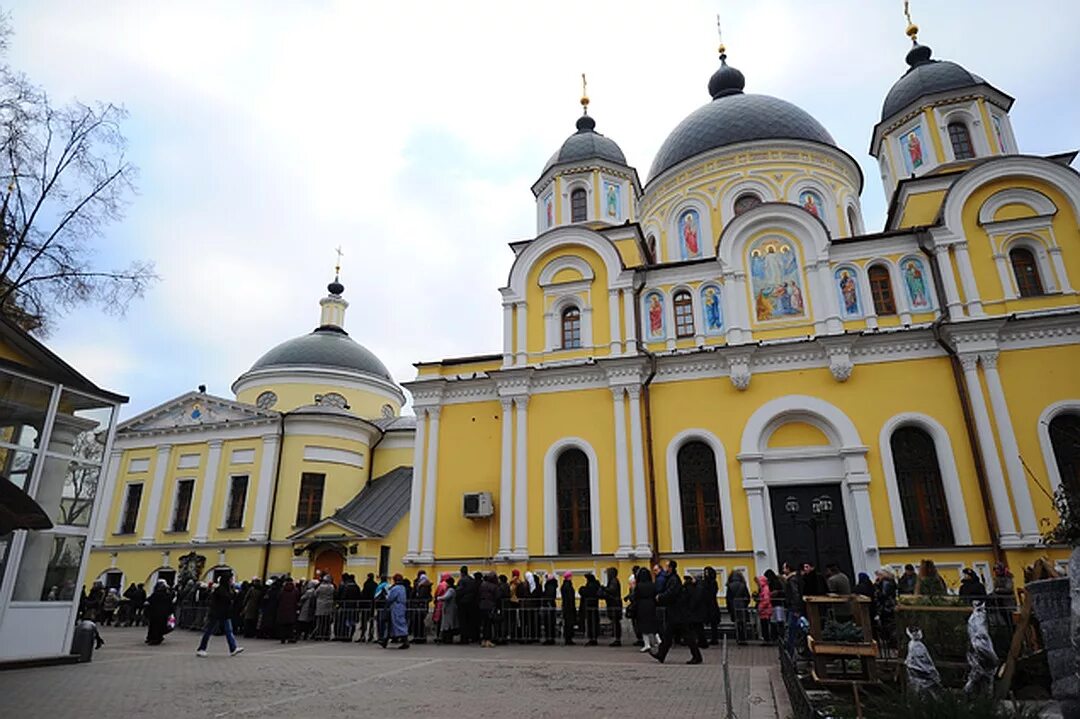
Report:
0,628,787,718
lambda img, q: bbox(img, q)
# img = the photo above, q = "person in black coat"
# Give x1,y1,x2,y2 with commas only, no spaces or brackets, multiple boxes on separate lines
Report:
800,562,827,597
650,560,702,664
541,572,558,645
196,571,243,656
578,573,601,646
958,568,988,603
601,567,623,647
559,572,577,645
455,566,478,645
144,580,174,646
701,566,721,647
684,574,709,650
632,567,659,652
726,571,751,645
360,573,377,640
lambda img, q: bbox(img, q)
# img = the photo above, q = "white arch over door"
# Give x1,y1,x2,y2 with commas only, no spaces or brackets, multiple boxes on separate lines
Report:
878,412,972,547
543,437,602,556
1038,400,1080,492
738,395,878,576
665,429,736,553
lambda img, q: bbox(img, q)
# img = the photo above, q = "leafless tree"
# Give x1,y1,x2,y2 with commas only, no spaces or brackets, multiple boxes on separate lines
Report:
0,12,154,333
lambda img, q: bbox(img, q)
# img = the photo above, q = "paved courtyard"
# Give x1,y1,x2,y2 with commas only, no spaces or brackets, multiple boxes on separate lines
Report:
0,627,788,718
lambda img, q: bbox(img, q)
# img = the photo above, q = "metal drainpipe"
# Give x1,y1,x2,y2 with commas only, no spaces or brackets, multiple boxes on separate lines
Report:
631,270,662,562
916,230,1005,565
260,412,287,580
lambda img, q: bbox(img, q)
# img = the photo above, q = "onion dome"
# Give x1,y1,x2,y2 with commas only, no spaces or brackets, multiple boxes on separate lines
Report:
881,41,984,120
542,109,627,175
648,50,835,181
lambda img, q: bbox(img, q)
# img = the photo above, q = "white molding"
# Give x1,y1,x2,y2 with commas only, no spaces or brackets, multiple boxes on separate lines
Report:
538,255,595,286
285,415,378,445
114,420,277,448
231,366,405,407
229,448,254,465
502,226,633,305
664,429,735,553
1037,400,1080,492
302,445,365,469
127,457,150,473
878,413,972,548
542,437,602,556
978,187,1057,225
719,178,778,224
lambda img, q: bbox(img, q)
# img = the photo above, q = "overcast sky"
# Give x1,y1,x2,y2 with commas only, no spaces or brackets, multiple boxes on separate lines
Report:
8,1,1080,418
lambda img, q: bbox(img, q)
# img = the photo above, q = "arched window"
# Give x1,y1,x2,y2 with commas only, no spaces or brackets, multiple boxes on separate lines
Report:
1010,247,1044,297
1049,413,1080,497
948,122,975,160
556,448,591,554
890,426,954,547
560,306,581,349
868,265,897,315
847,206,860,236
673,291,694,338
677,441,724,552
570,188,588,222
733,192,762,216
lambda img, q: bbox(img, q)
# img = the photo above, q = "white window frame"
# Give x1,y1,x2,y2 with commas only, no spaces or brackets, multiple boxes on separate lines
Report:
168,477,196,533
116,482,144,535
220,474,249,530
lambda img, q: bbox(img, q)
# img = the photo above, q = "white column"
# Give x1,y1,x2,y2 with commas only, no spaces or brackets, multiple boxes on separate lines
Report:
953,242,985,316
959,354,1018,544
608,289,621,353
497,398,514,558
1048,246,1073,293
193,440,223,543
934,245,965,316
741,458,771,576
610,387,634,557
626,387,651,556
419,407,441,561
93,448,123,545
622,290,637,353
515,302,527,365
842,449,880,575
993,253,1017,300
814,260,842,334
512,397,529,558
980,352,1039,541
502,303,514,365
404,408,427,561
249,433,280,541
140,444,172,544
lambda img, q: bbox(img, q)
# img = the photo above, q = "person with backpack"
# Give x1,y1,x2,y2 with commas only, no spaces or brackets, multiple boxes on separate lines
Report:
196,571,244,657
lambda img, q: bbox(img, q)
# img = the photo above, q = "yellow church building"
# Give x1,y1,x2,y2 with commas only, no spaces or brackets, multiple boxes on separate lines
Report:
88,24,1080,592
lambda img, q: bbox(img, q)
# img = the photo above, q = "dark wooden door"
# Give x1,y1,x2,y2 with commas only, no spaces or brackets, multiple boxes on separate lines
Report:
769,484,853,580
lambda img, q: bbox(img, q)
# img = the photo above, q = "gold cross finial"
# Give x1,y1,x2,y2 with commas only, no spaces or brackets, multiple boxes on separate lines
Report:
580,73,589,113
904,1,919,41
716,15,725,56
334,245,343,280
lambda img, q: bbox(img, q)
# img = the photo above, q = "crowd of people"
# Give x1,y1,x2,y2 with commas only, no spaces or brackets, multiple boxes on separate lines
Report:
81,557,1018,662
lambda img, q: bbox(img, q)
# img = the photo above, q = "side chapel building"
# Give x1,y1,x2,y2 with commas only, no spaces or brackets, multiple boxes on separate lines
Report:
88,22,1080,591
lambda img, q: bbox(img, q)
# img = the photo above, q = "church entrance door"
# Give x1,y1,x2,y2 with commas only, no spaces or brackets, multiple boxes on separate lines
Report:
769,483,853,580
314,549,344,583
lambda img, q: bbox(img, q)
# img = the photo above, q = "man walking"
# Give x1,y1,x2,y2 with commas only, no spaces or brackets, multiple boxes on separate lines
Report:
650,560,702,665
196,571,244,657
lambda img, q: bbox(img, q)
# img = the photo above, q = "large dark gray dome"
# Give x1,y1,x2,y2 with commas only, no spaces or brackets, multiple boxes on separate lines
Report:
881,43,984,120
542,115,627,175
649,93,835,181
249,327,393,380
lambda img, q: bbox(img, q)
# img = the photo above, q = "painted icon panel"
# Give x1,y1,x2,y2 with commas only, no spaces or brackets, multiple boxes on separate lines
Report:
799,189,824,219
701,284,724,334
835,267,861,317
900,126,925,174
901,257,931,309
749,237,805,322
644,291,665,340
604,182,621,219
678,209,701,260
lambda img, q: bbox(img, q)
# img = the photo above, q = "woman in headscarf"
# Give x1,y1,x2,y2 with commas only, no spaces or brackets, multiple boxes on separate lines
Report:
144,580,174,646
438,576,459,643
298,579,317,640
854,572,875,599
755,575,773,641
381,573,409,649
431,572,450,642
412,571,432,643
633,567,659,652
915,559,947,596
276,576,300,643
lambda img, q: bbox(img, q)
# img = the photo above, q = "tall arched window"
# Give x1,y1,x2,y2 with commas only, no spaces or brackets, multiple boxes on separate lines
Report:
948,122,975,160
733,192,762,216
1049,413,1080,497
560,306,581,349
890,426,954,547
677,441,724,552
868,265,897,315
673,291,694,338
570,188,588,222
847,206,860,236
1010,247,1044,297
556,448,591,554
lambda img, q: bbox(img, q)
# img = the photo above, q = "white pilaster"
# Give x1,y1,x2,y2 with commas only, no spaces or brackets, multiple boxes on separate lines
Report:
722,272,747,345
953,242,985,316
515,302,527,365
249,433,280,541
1048,246,1073,293
993,253,1017,300
497,398,514,558
621,290,637,353
626,387,651,556
502,303,514,365
607,289,621,353
932,245,964,317
742,470,771,575
92,449,123,545
140,444,172,544
403,408,427,562
980,352,1039,542
512,397,529,559
419,407,441,561
842,448,880,576
958,354,1018,544
610,387,634,557
193,440,223,543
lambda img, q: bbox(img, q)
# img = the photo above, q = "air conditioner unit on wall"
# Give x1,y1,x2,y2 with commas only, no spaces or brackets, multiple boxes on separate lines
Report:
462,491,494,518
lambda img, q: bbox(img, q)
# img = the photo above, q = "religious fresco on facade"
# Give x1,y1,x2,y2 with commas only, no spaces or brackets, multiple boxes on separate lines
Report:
678,209,701,260
749,237,805,321
900,126,925,174
799,189,824,219
543,193,554,229
835,267,861,317
644,291,665,339
701,284,724,333
604,181,620,219
992,114,1007,152
901,257,930,309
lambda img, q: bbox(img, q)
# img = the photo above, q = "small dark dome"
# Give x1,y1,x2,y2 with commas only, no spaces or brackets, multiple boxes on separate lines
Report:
881,43,984,120
708,55,745,99
327,279,344,296
542,114,627,175
249,327,393,380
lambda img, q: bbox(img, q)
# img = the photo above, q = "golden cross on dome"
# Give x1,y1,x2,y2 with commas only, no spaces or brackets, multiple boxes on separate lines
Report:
903,0,919,41
334,245,343,279
716,14,725,55
580,73,589,113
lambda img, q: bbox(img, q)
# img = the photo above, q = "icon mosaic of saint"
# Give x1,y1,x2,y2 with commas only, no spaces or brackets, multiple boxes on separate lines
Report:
679,210,700,259
902,127,925,173
702,286,723,331
544,195,553,228
606,183,619,218
837,269,859,315
749,239,804,321
800,191,822,219
647,293,664,338
903,258,929,308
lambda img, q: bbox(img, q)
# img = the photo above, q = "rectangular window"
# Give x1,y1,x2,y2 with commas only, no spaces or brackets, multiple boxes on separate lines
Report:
673,293,695,338
295,473,325,527
224,475,248,529
171,479,195,532
119,484,142,534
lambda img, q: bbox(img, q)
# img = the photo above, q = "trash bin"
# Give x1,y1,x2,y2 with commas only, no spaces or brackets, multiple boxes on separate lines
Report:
71,620,97,662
